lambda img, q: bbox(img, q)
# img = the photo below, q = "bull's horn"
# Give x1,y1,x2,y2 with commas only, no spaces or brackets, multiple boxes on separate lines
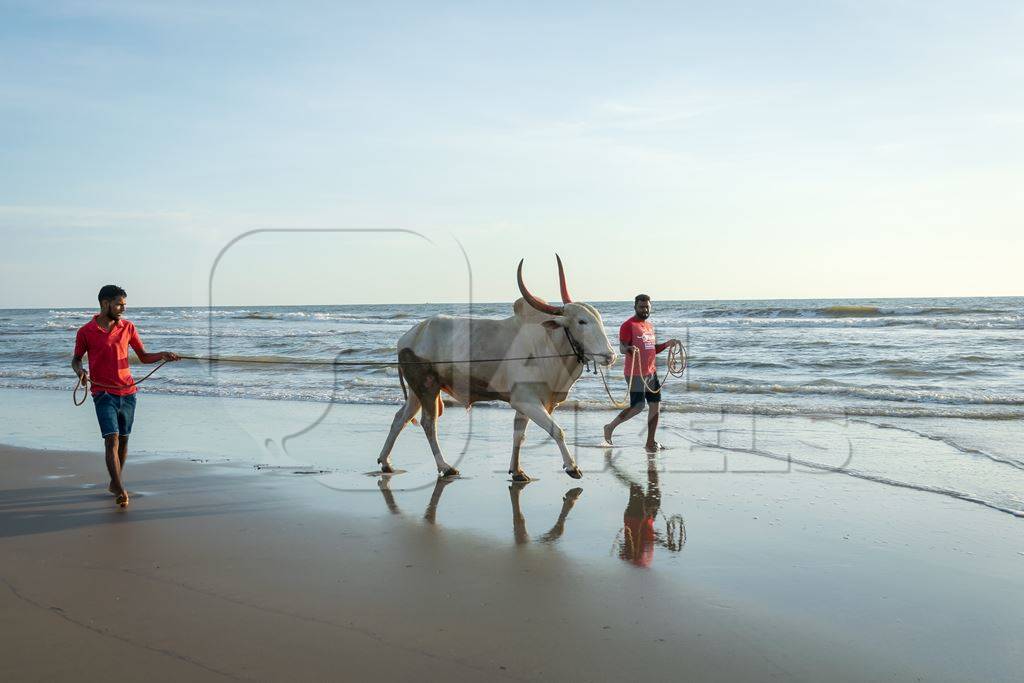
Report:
556,253,573,304
517,259,563,316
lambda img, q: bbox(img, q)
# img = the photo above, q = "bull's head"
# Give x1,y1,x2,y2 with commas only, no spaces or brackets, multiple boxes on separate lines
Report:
517,255,617,367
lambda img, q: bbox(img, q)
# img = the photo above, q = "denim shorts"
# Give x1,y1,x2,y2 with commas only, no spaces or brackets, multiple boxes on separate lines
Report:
93,392,137,438
628,374,661,408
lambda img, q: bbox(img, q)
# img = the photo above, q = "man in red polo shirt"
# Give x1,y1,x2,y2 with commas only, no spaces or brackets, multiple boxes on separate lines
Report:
603,294,679,451
71,285,180,508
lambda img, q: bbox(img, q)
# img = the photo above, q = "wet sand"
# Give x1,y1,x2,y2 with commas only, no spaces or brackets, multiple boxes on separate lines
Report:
1,434,1022,681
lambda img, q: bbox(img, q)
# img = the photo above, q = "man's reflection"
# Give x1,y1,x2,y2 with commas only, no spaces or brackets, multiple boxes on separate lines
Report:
606,451,686,567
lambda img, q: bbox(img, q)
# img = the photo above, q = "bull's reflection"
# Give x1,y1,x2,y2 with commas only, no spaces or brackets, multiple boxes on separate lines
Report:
376,475,456,524
606,450,686,567
509,482,582,545
375,475,583,544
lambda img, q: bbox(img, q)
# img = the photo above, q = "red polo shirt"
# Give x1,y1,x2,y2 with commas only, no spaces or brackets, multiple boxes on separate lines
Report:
619,316,668,377
74,316,144,396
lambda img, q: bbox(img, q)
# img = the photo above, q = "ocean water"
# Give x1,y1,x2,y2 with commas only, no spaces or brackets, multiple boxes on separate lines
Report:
1,296,1022,517
2,296,1021,419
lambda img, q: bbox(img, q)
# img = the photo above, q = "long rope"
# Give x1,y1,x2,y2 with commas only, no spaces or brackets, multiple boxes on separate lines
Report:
73,343,685,409
72,351,579,406
74,360,170,406
598,340,687,409
174,353,577,366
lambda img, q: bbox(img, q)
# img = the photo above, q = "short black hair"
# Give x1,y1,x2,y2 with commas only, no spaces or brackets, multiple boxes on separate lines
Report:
634,294,651,304
98,285,127,303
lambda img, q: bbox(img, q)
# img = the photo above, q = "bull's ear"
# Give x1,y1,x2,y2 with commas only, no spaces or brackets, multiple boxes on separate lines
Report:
541,319,565,330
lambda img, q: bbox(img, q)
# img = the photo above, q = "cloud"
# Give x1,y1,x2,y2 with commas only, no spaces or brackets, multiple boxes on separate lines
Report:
0,204,193,230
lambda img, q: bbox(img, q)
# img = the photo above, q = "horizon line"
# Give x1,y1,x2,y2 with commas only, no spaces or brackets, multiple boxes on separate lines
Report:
2,293,1022,310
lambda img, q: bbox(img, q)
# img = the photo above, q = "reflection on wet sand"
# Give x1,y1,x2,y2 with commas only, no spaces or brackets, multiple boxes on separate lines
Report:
509,482,583,545
606,450,687,567
375,475,457,524
375,475,584,543
371,452,685,566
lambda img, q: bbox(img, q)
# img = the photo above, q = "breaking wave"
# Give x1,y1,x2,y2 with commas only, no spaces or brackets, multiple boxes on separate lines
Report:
234,312,281,320
820,305,882,317
697,303,1011,319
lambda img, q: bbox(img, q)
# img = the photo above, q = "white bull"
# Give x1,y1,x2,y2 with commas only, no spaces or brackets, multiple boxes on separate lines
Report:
376,256,617,480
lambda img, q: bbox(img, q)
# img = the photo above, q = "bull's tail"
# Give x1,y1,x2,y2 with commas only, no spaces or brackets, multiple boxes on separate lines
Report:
398,365,408,401
398,366,421,426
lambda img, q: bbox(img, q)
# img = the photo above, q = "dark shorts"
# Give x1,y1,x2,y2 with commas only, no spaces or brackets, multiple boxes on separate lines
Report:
628,374,661,408
93,392,137,438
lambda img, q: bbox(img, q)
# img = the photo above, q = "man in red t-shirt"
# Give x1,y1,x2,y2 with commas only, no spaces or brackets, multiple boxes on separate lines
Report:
71,285,180,508
603,294,679,451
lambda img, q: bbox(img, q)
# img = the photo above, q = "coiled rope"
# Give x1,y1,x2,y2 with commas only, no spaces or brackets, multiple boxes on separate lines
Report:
598,340,687,409
74,361,170,406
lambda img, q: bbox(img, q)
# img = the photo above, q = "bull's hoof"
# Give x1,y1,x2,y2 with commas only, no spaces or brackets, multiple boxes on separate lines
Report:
510,471,531,482
564,466,583,479
378,461,394,474
439,466,460,478
564,487,583,502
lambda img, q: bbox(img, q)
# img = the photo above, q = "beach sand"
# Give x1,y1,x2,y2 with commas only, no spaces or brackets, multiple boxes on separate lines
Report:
1,393,1023,681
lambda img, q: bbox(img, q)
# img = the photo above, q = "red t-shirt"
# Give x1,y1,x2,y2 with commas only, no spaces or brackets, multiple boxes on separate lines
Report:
619,316,667,377
74,316,144,396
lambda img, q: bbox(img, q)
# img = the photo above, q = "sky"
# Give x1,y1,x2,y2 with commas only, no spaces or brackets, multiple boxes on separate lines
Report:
1,0,1021,307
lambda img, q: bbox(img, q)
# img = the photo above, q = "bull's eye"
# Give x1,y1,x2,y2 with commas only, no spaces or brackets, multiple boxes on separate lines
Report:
579,319,588,325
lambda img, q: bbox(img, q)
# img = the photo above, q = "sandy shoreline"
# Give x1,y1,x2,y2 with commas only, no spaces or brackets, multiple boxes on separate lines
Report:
2,435,1022,681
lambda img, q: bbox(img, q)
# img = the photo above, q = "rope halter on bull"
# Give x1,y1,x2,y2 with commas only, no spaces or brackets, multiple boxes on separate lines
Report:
516,255,594,372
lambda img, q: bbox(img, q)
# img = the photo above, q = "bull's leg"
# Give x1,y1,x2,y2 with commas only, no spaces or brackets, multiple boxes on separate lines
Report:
420,395,459,477
377,393,422,473
508,410,531,481
511,400,582,479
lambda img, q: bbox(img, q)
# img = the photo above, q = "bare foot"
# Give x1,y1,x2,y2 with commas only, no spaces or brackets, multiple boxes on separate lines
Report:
108,482,118,496
115,492,130,508
645,442,666,452
603,424,614,445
